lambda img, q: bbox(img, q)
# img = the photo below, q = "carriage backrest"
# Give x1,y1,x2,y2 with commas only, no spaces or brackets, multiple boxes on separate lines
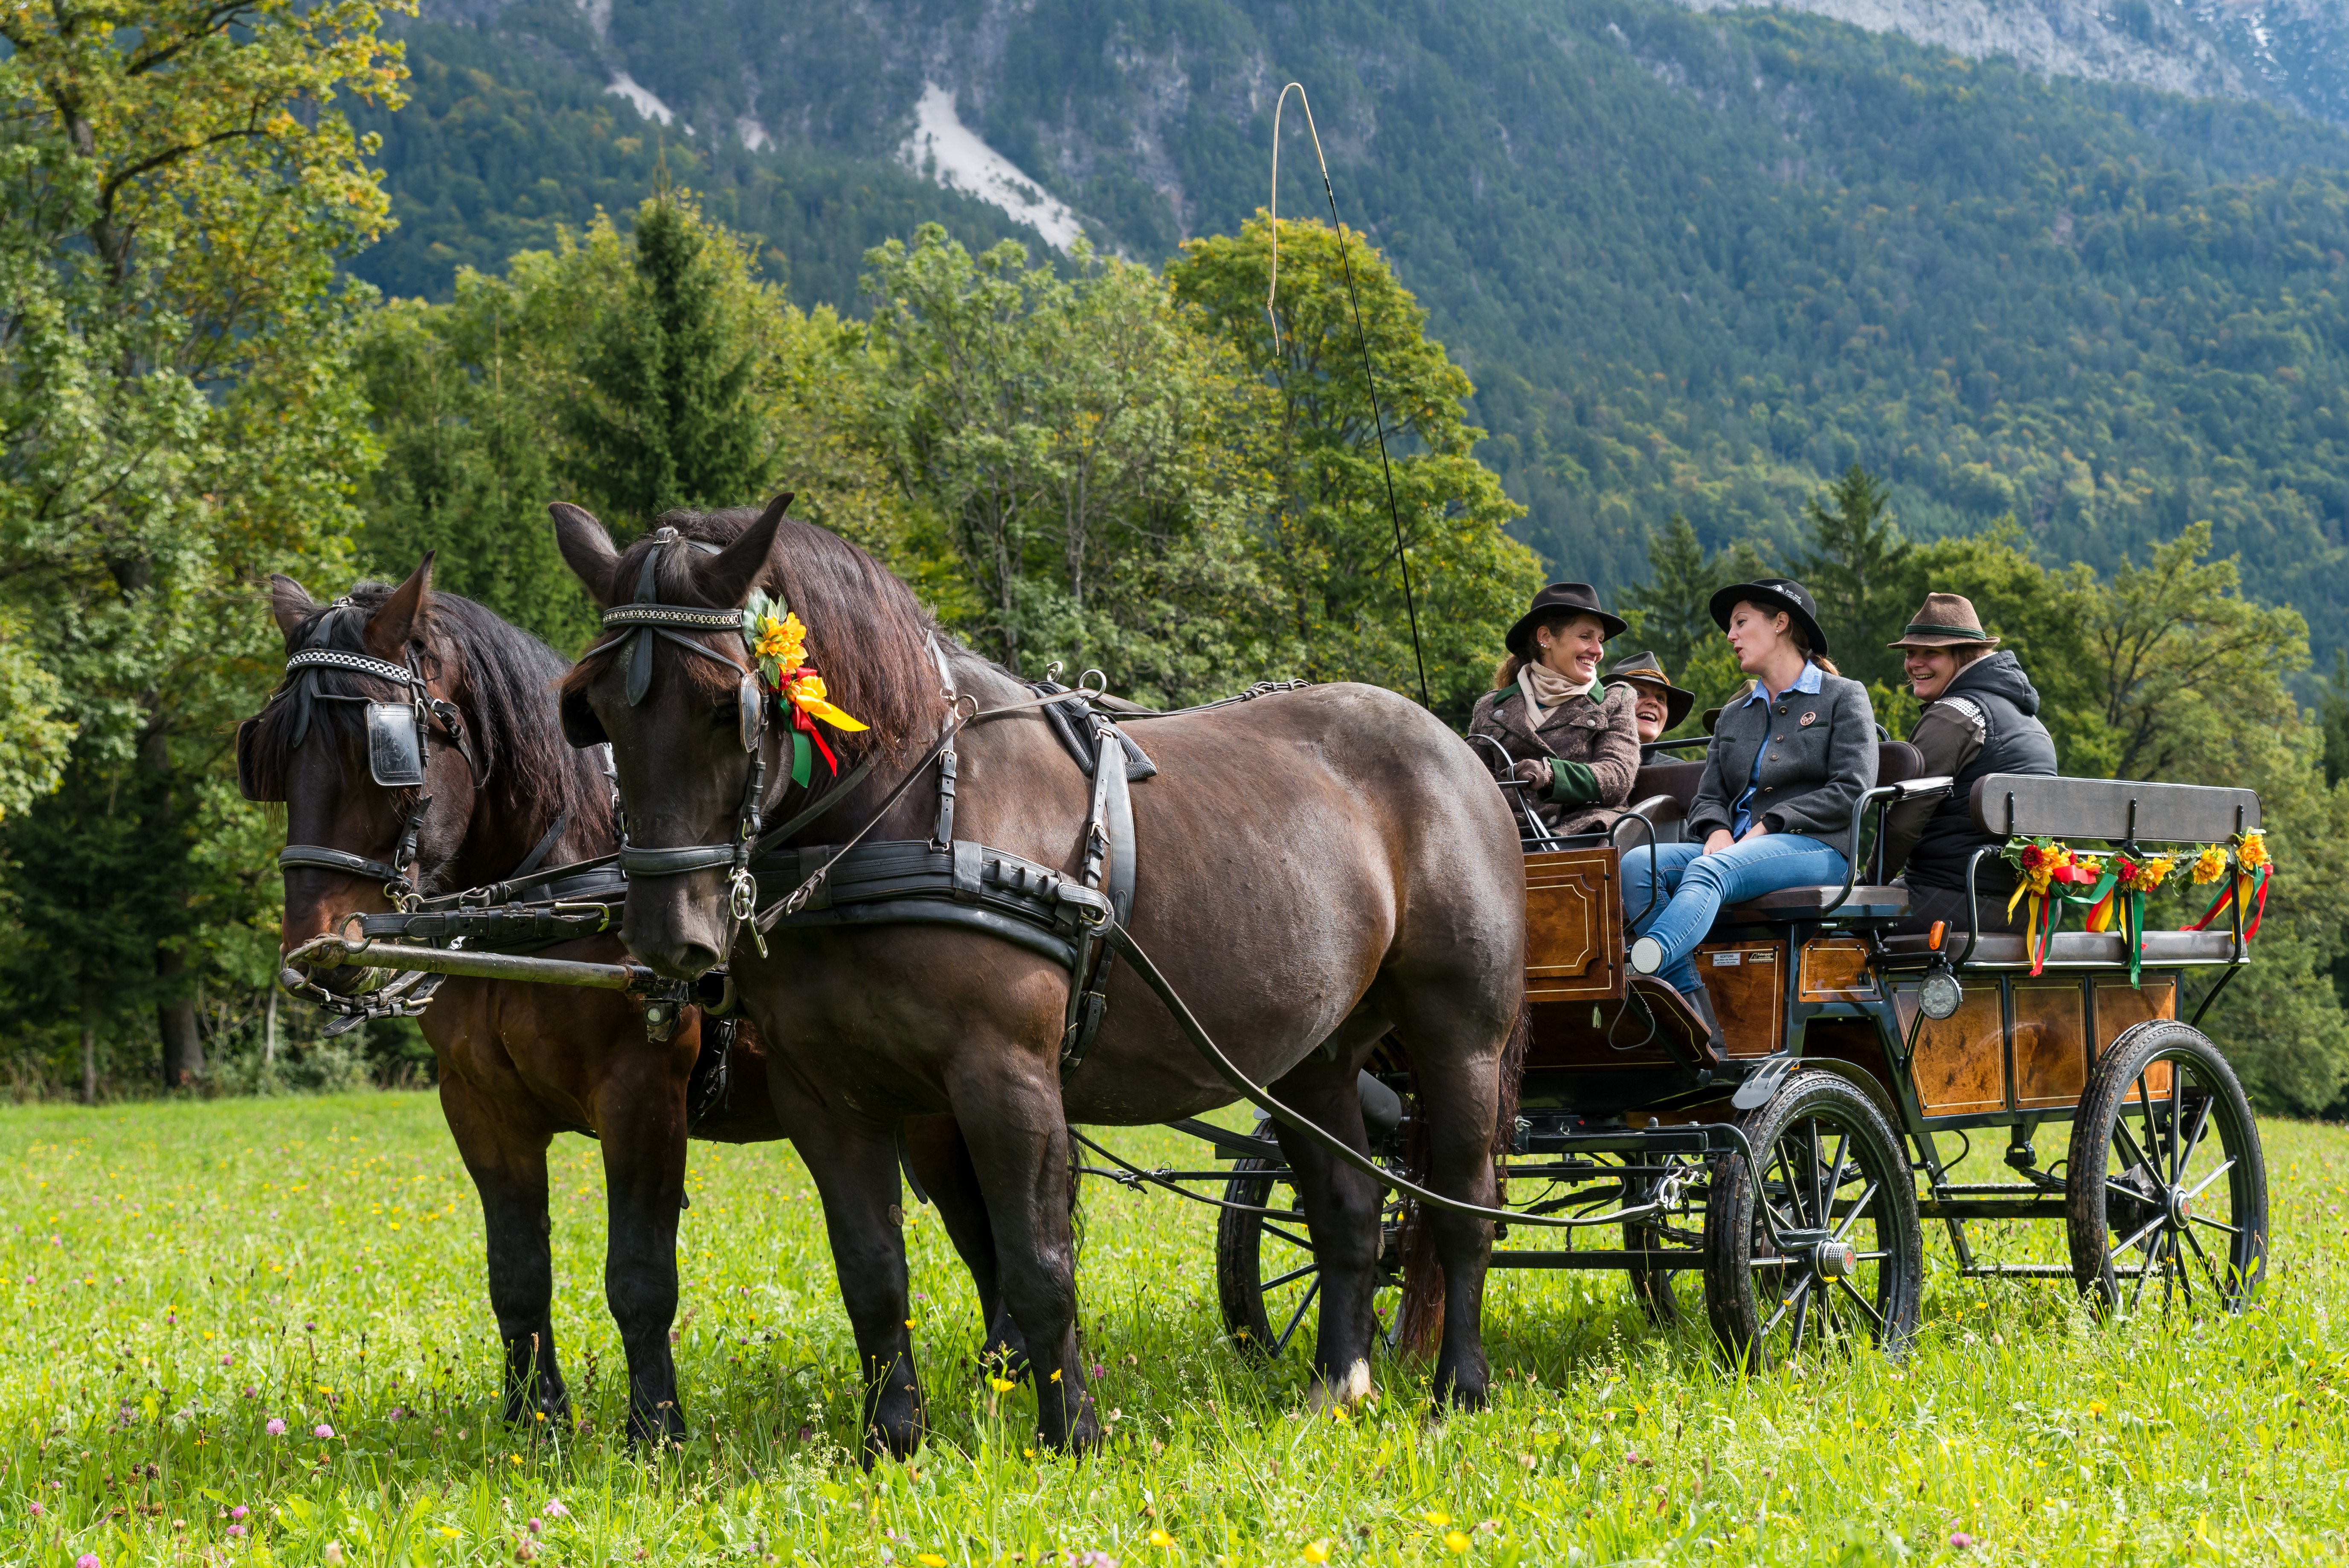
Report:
1628,742,1924,813
1968,772,2261,844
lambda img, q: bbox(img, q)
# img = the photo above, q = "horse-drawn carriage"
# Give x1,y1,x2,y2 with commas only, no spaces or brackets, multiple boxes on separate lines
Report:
1211,744,2269,1367
257,525,2274,1453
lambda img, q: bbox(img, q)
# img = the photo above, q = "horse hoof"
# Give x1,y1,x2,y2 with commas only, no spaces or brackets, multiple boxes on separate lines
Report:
1305,1358,1372,1414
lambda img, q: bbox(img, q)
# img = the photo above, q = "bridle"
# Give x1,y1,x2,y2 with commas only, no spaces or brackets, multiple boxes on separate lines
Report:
238,598,481,909
586,530,824,961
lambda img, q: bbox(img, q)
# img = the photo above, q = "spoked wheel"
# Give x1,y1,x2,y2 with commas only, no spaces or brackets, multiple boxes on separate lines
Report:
1704,1071,1923,1369
1215,1156,1405,1361
2066,1020,2267,1314
1624,1154,1707,1326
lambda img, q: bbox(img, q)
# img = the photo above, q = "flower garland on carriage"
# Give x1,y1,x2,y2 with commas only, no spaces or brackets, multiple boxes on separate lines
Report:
2001,828,2272,981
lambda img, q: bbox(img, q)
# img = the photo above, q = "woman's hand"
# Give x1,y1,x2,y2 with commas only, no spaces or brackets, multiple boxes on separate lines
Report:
1740,822,1771,842
1702,829,1736,856
1512,757,1554,793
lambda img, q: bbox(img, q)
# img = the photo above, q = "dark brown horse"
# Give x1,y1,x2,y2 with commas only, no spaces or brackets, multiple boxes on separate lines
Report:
551,497,1525,1458
246,559,1010,1442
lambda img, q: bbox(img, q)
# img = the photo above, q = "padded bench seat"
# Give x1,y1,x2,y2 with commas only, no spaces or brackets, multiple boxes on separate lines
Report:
1876,929,2240,967
1722,885,1911,922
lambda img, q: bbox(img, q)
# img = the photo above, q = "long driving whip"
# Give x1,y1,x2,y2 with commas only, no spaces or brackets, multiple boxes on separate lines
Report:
1267,82,1433,711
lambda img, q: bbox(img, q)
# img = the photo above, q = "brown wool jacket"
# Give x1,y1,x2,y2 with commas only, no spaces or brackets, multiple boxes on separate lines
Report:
1466,680,1643,837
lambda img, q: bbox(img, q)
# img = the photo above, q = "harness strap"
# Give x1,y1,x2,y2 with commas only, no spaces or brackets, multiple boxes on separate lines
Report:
507,811,570,882
279,845,408,883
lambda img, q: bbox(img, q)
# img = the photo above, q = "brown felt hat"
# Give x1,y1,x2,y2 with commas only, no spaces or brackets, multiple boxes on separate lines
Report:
1505,582,1627,656
1605,650,1695,730
1887,592,2001,650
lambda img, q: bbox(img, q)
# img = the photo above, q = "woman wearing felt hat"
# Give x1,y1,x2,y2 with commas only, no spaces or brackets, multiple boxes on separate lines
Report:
1467,582,1643,839
1619,578,1878,1051
1603,650,1696,746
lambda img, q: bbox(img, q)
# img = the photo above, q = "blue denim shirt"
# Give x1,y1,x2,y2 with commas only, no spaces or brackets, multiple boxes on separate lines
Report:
1731,662,1825,836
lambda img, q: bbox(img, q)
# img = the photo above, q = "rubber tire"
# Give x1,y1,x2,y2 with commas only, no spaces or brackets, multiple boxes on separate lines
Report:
2065,1019,2268,1313
1704,1070,1924,1370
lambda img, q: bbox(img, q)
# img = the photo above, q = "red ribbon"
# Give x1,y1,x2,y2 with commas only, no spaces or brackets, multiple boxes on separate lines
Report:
788,667,841,776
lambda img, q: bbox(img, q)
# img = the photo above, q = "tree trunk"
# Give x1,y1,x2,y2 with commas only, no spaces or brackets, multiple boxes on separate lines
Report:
79,977,100,1106
157,942,203,1088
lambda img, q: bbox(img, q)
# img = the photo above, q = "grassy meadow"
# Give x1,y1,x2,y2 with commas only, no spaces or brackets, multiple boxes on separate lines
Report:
3,1092,2346,1566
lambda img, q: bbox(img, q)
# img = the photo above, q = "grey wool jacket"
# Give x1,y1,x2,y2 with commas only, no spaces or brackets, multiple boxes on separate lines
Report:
1687,668,1879,843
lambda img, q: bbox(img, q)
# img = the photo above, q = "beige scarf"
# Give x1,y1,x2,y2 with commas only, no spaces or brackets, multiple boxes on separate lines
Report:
1519,660,1597,717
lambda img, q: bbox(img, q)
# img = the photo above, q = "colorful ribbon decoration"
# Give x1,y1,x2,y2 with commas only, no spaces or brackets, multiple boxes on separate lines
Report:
2184,830,2272,941
2004,832,2271,983
741,588,868,788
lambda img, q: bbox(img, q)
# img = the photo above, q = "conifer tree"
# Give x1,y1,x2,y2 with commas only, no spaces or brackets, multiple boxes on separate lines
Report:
1790,465,1910,688
563,191,770,526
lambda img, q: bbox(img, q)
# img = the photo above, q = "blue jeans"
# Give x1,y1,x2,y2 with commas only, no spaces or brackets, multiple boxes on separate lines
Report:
1620,834,1851,990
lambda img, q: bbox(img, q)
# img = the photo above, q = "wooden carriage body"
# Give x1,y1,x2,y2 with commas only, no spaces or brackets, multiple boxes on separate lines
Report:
1509,756,2257,1156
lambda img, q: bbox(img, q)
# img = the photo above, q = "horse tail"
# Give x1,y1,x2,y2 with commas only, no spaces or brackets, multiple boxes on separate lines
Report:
1395,1002,1527,1359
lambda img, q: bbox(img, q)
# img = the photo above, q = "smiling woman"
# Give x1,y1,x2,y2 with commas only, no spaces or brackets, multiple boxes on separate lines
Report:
1466,581,1643,842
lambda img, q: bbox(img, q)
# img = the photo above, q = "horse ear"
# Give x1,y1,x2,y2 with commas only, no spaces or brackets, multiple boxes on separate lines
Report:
560,685,608,748
551,503,621,606
696,492,793,608
364,553,435,662
269,574,316,641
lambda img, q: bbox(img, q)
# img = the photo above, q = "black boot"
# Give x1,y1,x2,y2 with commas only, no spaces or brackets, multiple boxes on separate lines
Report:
1679,976,1728,1057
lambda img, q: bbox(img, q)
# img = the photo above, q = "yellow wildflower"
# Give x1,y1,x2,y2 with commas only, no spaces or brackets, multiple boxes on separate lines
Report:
1148,1530,1176,1550
1444,1531,1472,1553
1303,1542,1331,1564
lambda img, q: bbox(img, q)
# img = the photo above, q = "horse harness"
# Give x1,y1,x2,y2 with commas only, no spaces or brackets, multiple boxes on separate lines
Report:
583,531,1148,1077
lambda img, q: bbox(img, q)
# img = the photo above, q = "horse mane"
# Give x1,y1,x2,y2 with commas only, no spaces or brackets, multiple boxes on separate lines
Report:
246,581,613,840
562,507,943,759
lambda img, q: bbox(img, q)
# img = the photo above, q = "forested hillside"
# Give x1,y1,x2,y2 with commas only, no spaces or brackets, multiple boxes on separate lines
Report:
359,0,2349,662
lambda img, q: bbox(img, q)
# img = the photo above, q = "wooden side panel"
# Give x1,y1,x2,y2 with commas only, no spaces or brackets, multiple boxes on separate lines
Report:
2012,979,2089,1111
1693,942,1785,1057
1800,938,1878,1002
1895,981,2007,1115
2094,977,2178,1095
1525,848,1624,1002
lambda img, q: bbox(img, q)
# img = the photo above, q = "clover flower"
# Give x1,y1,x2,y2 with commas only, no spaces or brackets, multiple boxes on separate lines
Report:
314,1423,334,1440
265,1419,286,1436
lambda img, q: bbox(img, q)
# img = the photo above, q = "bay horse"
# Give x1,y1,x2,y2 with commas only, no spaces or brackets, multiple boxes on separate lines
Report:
247,558,1014,1442
550,497,1525,1458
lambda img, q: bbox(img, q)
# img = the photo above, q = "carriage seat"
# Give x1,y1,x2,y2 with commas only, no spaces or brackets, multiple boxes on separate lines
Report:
1875,928,2239,967
1701,741,1924,924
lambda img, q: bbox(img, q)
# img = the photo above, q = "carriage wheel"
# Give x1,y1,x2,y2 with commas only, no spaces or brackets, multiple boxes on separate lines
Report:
1625,1155,1707,1325
1704,1071,1923,1370
1214,1158,1404,1361
2065,1020,2267,1314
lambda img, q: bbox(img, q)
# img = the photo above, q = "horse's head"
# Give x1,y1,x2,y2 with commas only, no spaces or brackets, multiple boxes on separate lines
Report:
242,557,481,991
554,498,793,981
553,494,940,982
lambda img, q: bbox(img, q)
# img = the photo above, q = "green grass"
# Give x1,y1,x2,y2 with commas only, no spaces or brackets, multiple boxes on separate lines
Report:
3,1094,2342,1566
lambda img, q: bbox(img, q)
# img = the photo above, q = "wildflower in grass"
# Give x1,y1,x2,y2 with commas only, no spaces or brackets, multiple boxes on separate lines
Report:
1072,1554,1117,1568
1304,1542,1331,1563
1147,1530,1175,1550
1444,1533,1472,1553
314,1423,334,1439
528,1518,544,1535
1950,1533,1977,1550
1421,1512,1450,1527
221,1354,233,1367
543,1500,569,1519
989,1376,1018,1394
29,1502,44,1516
918,1555,946,1566
227,1524,247,1538
325,1546,346,1565
1092,1363,1106,1378
232,1506,249,1520
77,1556,99,1568
266,1419,287,1436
